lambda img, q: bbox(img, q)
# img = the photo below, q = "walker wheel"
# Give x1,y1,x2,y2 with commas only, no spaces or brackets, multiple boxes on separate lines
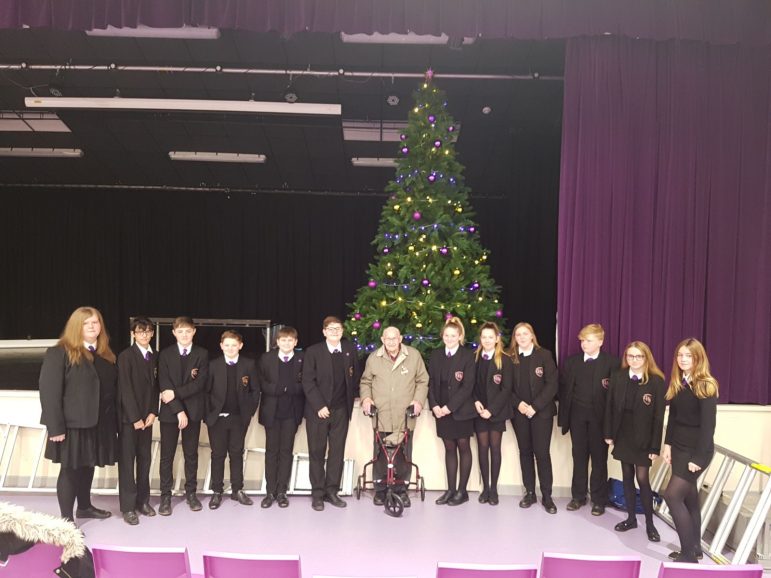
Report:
355,478,362,500
384,490,404,517
419,477,426,501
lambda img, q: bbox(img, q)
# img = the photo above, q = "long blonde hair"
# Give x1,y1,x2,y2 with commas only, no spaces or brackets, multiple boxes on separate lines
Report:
667,338,719,400
621,341,664,384
506,322,541,365
58,306,115,365
475,322,505,370
442,316,466,345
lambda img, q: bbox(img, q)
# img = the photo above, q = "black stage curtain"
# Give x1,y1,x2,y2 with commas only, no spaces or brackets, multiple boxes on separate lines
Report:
0,137,558,360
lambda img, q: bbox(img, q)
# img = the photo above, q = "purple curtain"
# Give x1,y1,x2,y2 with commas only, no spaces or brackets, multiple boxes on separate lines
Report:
557,36,771,404
1,0,769,44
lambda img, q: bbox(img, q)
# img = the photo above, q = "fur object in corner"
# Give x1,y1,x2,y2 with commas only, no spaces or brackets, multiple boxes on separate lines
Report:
0,501,84,563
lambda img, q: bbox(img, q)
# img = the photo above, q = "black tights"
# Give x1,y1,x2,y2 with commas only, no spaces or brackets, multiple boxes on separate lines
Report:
56,466,95,521
443,438,472,493
476,430,503,492
664,474,702,556
621,462,654,526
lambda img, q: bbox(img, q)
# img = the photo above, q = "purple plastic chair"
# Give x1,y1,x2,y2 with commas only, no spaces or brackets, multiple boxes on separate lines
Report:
0,543,64,578
437,562,538,578
202,552,301,578
657,563,764,578
93,545,193,578
540,552,641,578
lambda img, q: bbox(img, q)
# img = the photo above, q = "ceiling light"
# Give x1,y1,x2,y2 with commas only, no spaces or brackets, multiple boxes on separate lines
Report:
386,95,400,106
283,89,299,104
351,157,397,167
0,111,71,132
340,32,475,46
86,25,220,40
169,151,266,163
0,147,83,158
481,106,492,115
25,97,342,116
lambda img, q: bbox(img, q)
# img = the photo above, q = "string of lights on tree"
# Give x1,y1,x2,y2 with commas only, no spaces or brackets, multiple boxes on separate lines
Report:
346,70,506,358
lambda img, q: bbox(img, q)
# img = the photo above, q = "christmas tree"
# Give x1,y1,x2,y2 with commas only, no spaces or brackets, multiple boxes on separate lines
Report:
347,70,505,357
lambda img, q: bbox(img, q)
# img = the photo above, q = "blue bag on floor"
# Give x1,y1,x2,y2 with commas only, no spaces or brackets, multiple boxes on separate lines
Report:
608,478,662,514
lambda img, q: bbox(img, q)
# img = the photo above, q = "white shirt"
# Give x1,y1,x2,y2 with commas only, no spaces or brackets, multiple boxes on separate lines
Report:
136,344,153,358
519,346,534,357
445,345,459,357
629,369,644,380
177,343,192,356
326,341,342,354
278,351,295,362
224,355,239,365
83,341,97,351
583,353,599,362
482,349,495,360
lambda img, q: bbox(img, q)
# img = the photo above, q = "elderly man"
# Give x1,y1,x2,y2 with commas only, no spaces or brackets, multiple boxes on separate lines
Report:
360,326,428,507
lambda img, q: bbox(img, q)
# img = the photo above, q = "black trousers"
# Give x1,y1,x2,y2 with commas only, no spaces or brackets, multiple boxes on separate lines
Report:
512,413,554,498
159,420,202,497
373,431,413,492
264,418,299,495
306,406,349,499
569,404,609,504
208,415,248,494
118,422,153,513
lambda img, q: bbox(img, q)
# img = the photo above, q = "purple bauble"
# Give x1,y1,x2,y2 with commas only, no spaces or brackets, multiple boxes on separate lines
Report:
472,282,480,289
383,247,390,254
449,177,457,184
421,279,430,287
433,140,442,148
495,310,503,318
372,321,381,330
439,246,449,255
412,211,421,220
400,133,407,141
468,226,476,233
354,312,362,320
401,146,409,154
368,280,377,288
444,312,453,320
427,173,436,183
428,114,436,123
448,125,455,132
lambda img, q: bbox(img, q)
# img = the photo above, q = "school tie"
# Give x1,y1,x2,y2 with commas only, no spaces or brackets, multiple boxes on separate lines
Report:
682,377,689,388
332,349,341,355
145,351,152,361
631,375,640,383
87,346,95,353
483,353,490,360
228,361,236,366
446,351,452,358
283,356,289,363
181,348,188,357
585,357,595,364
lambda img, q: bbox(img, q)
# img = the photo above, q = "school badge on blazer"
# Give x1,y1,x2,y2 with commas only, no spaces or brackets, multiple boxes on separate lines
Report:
241,375,250,388
455,371,464,382
535,366,544,377
642,393,653,406
191,368,199,379
602,377,610,389
493,374,502,385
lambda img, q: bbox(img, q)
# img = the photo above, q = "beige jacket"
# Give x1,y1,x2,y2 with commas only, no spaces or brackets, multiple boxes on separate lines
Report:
359,344,428,443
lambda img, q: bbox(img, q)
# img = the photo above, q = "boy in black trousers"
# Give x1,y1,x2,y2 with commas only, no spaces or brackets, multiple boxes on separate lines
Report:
117,317,160,525
258,326,305,508
205,330,260,510
157,316,209,515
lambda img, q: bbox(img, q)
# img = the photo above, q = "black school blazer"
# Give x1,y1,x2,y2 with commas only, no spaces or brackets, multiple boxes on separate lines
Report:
258,350,305,427
474,353,514,422
511,348,558,420
604,370,666,455
427,346,477,421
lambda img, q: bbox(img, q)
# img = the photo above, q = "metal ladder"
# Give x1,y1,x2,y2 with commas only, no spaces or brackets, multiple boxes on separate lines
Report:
651,443,771,565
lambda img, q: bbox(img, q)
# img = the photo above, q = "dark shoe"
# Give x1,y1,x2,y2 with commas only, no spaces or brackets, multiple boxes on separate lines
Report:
591,503,606,516
75,506,111,520
158,496,172,516
479,489,490,504
670,552,699,564
137,502,156,517
542,497,557,514
324,492,346,508
614,519,638,532
669,550,703,561
122,511,139,525
231,490,253,506
373,491,386,506
435,490,454,505
488,490,499,506
209,493,223,510
566,499,586,511
519,492,537,508
400,492,411,508
261,494,275,508
186,493,202,511
277,493,289,508
646,524,661,542
448,491,469,506
311,496,324,511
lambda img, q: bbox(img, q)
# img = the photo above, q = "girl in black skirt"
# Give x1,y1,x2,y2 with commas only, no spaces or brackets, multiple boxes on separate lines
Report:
473,322,513,505
604,341,666,541
39,306,119,522
662,338,718,563
428,317,476,506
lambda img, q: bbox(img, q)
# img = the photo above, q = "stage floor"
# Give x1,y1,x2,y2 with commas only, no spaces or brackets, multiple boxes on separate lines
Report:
1,492,706,577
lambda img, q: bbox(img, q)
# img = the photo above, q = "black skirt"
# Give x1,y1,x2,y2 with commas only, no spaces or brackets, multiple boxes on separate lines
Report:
45,419,118,469
612,413,651,466
435,415,473,439
670,424,709,483
474,417,506,433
